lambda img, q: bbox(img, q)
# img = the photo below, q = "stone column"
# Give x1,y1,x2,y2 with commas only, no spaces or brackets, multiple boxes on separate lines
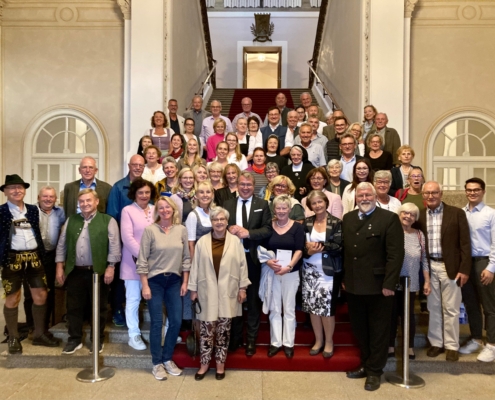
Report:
403,0,418,145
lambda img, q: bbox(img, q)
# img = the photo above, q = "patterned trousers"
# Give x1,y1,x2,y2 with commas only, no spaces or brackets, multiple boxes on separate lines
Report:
200,318,232,365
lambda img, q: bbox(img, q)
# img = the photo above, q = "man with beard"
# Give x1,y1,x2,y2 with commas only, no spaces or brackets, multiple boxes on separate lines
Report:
343,182,404,391
325,116,350,163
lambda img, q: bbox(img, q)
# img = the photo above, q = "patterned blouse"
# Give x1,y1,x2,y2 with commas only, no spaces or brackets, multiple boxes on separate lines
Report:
400,230,429,292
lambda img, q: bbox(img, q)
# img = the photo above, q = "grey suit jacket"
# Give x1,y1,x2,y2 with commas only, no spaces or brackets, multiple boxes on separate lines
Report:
63,178,112,218
182,109,211,121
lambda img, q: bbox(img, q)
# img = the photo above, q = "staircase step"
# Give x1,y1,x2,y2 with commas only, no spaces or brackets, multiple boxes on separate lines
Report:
4,341,493,375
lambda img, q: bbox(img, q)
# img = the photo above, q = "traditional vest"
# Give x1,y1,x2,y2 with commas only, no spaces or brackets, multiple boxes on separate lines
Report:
65,212,112,275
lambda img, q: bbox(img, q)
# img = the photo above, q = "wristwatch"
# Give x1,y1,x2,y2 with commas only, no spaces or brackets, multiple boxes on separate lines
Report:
108,262,116,268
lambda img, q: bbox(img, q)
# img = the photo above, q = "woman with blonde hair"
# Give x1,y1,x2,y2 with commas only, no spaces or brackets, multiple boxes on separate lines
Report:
263,195,305,358
206,118,227,162
137,196,190,380
362,105,377,138
349,123,365,156
266,175,305,223
207,161,225,190
171,168,196,223
225,132,248,171
192,164,209,184
214,163,241,207
177,138,206,171
208,141,229,170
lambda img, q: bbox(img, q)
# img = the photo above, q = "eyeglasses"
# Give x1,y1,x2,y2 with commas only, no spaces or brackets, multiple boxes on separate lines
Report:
356,193,375,199
211,217,227,222
410,174,422,179
401,211,415,217
340,143,354,147
184,123,194,127
422,191,441,197
274,184,288,189
375,180,390,185
465,188,483,194
310,177,325,181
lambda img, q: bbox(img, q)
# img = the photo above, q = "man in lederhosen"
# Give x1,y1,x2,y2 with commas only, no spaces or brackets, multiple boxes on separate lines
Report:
0,174,59,354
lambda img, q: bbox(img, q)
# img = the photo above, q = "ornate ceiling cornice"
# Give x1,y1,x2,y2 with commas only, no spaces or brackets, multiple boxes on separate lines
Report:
117,0,130,20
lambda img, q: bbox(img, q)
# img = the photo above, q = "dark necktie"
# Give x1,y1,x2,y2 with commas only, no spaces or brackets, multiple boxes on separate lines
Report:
242,199,249,249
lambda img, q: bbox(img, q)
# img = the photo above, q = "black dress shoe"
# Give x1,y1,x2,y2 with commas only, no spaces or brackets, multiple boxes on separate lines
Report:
228,339,241,353
8,337,22,354
364,375,381,391
195,371,207,381
346,366,366,379
388,351,395,358
215,372,226,380
245,340,256,356
284,346,294,358
267,345,282,357
32,333,59,347
426,346,445,358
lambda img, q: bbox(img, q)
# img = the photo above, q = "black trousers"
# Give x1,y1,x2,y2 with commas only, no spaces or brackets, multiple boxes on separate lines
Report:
347,292,395,376
462,258,495,343
66,269,110,343
109,262,126,314
389,289,416,348
230,254,261,344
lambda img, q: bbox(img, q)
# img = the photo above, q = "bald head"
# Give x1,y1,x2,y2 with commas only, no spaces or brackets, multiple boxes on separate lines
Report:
128,154,145,181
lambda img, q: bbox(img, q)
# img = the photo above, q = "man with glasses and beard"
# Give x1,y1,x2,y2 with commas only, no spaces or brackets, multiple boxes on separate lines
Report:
343,182,404,391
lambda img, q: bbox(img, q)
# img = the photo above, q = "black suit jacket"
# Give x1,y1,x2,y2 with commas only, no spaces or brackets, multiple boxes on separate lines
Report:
260,125,288,153
224,196,272,265
415,202,471,279
343,207,404,295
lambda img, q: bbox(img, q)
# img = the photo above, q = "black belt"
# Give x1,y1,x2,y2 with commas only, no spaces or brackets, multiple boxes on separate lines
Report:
8,249,38,254
75,265,93,271
430,257,444,262
473,256,489,262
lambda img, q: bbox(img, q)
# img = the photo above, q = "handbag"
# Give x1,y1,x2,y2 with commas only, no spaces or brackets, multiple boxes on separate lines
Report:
186,299,202,357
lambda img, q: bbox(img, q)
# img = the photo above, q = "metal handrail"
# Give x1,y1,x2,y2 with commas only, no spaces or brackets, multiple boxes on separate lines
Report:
186,60,217,111
307,59,340,111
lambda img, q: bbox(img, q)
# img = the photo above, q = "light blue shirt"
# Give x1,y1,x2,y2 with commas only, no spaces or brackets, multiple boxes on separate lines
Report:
340,155,356,182
464,202,495,273
38,204,66,251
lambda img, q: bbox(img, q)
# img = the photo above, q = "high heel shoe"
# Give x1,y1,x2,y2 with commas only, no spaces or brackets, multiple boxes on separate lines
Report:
322,350,334,359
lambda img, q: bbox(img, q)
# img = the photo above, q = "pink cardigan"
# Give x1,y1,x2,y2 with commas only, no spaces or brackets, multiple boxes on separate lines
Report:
120,203,155,280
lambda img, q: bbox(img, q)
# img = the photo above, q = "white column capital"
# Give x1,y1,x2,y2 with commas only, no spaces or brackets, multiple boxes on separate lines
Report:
117,0,131,20
404,0,418,18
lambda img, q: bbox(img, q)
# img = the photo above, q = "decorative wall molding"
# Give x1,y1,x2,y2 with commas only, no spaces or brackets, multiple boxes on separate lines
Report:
116,0,130,20
405,0,419,17
414,1,495,26
163,0,168,108
363,0,370,106
2,1,122,27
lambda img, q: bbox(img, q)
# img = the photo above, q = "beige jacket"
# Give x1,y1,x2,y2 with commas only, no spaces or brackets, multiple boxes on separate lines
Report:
188,231,251,322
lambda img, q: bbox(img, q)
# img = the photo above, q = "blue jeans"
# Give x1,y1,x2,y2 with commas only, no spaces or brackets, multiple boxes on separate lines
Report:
147,273,182,366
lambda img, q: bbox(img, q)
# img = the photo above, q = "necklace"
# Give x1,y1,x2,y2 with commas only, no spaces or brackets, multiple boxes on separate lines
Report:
276,220,290,228
160,224,173,231
315,218,326,226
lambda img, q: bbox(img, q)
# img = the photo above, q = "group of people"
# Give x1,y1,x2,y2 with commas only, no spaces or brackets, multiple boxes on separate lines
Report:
1,93,494,392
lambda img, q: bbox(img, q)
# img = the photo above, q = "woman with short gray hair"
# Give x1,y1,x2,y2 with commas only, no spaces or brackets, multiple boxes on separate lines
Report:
388,202,430,360
188,207,250,381
326,159,350,199
373,170,401,213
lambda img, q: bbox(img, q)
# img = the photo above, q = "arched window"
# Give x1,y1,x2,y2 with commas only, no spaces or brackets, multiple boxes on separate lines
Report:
23,108,106,204
428,111,495,206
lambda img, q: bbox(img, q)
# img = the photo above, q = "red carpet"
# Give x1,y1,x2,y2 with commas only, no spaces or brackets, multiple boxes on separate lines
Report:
228,89,296,122
173,304,361,372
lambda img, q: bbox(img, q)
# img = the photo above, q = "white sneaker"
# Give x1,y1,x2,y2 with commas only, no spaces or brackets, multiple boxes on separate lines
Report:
163,360,183,376
152,364,168,380
459,338,483,354
477,343,495,362
128,335,147,351
176,335,182,344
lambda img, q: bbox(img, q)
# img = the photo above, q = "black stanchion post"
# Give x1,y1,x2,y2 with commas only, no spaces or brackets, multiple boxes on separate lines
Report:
76,273,115,383
385,276,425,389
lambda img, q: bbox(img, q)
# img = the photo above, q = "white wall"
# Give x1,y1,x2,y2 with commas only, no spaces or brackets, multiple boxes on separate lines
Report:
316,0,362,122
368,0,404,138
208,11,319,88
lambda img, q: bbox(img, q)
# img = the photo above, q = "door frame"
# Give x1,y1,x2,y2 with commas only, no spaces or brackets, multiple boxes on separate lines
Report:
243,46,282,89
